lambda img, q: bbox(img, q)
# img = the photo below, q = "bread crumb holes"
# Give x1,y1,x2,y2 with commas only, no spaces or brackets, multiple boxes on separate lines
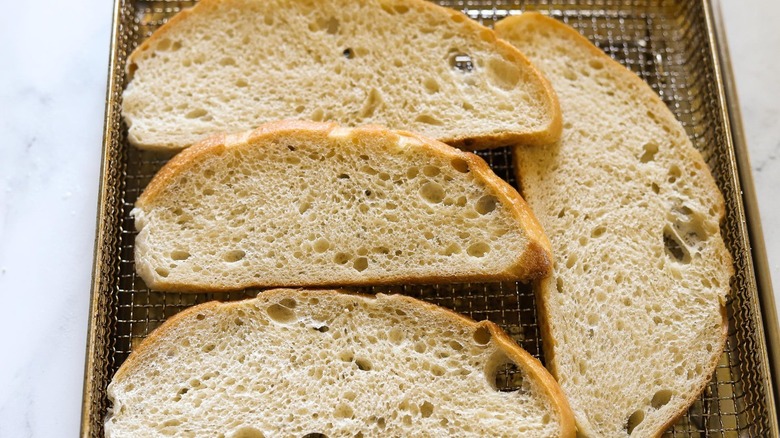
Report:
626,409,645,434
229,426,265,438
223,250,246,262
473,326,491,345
651,390,673,409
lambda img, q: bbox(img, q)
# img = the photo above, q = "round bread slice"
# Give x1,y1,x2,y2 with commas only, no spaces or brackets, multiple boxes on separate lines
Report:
495,13,733,438
105,289,575,437
132,121,552,292
122,0,561,151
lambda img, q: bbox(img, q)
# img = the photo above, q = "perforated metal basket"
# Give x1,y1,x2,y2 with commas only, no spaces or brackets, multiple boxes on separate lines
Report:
81,1,779,436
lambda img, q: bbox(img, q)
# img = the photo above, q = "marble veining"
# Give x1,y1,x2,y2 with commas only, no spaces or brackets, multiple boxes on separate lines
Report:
0,0,112,436
753,141,779,173
0,0,778,436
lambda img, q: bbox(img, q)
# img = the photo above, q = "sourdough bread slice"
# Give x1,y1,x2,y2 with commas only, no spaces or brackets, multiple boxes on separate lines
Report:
105,289,575,437
132,121,552,292
122,0,561,151
495,13,732,438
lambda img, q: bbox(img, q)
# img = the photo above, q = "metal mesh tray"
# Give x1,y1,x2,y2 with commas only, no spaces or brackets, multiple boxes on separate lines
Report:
81,0,779,436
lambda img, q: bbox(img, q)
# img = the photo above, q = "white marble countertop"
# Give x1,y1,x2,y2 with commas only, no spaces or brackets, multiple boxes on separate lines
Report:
0,1,777,435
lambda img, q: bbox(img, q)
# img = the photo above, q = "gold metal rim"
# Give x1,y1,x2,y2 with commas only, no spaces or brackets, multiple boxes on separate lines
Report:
80,0,124,435
707,0,780,429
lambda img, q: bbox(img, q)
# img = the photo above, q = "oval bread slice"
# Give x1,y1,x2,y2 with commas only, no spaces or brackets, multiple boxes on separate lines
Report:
132,121,552,292
122,0,561,151
495,13,733,438
105,289,575,437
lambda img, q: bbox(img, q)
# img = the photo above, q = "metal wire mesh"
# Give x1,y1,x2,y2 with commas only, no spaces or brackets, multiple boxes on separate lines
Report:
82,0,773,436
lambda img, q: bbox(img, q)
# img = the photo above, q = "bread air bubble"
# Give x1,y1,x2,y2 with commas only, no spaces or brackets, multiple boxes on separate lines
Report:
280,298,296,308
663,226,691,264
485,352,523,391
626,409,645,434
352,257,368,271
156,38,172,51
229,426,265,438
449,53,473,72
334,402,355,419
185,108,208,119
475,195,497,215
589,59,604,70
442,243,461,256
473,326,491,345
333,252,350,264
423,78,440,94
667,165,682,183
419,401,434,418
313,238,330,253
266,303,296,324
155,267,170,278
467,242,490,257
430,365,446,376
422,165,441,177
170,250,190,261
389,327,405,344
640,141,659,163
223,250,246,262
449,157,469,174
338,350,354,362
420,182,445,203
355,358,372,371
651,390,674,409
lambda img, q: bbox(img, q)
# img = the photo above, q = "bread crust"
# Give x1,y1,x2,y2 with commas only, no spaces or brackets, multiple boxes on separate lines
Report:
498,12,732,438
647,306,728,438
530,277,728,438
485,317,577,438
135,120,552,291
124,0,562,151
496,13,725,212
109,288,576,437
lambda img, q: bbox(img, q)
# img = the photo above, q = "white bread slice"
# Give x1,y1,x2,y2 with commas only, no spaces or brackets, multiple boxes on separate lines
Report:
105,289,575,437
122,0,561,152
132,121,552,292
495,13,732,438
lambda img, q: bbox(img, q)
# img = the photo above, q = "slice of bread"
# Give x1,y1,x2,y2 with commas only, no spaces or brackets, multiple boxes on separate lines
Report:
122,0,561,152
105,289,575,437
132,120,552,292
495,13,733,438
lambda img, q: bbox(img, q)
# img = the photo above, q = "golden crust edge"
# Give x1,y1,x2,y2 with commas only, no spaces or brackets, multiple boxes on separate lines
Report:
502,12,734,437
648,307,729,437
396,128,552,280
135,120,552,291
109,288,575,437
135,120,338,207
496,12,727,220
123,0,562,151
